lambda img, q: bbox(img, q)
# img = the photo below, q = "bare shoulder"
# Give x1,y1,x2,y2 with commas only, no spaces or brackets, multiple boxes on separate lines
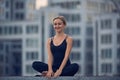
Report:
47,38,52,44
66,35,73,43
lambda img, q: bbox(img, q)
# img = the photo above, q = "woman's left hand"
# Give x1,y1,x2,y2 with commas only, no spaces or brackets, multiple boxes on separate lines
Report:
53,69,62,78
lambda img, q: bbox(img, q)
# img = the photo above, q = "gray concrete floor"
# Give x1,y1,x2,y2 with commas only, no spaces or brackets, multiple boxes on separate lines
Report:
0,76,120,80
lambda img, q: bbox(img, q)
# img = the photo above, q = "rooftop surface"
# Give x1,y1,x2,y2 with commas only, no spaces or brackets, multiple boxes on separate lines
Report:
0,76,120,80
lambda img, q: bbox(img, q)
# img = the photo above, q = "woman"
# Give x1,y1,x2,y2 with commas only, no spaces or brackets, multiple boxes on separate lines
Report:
32,16,79,78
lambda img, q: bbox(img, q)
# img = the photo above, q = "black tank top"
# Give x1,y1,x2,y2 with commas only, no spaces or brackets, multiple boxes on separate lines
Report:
50,36,71,69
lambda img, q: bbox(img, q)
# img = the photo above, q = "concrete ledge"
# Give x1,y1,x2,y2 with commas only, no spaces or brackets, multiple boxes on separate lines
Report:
0,76,120,80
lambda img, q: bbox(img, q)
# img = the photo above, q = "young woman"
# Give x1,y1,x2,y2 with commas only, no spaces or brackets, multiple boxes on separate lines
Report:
32,16,79,78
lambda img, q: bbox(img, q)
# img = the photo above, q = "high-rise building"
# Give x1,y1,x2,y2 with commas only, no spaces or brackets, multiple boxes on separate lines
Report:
0,20,43,76
0,0,37,21
93,13,120,76
0,0,119,76
0,0,41,76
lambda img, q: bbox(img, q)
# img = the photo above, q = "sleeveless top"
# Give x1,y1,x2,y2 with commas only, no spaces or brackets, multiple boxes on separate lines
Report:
50,35,71,69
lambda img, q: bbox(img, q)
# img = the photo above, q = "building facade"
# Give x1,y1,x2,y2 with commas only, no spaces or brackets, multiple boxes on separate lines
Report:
0,0,119,76
0,20,43,76
93,13,120,76
0,0,37,21
0,0,41,76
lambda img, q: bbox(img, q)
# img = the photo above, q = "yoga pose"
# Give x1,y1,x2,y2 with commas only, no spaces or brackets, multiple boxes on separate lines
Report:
32,16,79,78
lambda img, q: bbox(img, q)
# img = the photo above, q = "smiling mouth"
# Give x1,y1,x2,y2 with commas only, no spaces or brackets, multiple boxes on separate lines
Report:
55,27,61,29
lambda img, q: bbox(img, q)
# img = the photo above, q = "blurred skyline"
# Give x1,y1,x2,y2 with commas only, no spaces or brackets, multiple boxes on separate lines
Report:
0,0,120,77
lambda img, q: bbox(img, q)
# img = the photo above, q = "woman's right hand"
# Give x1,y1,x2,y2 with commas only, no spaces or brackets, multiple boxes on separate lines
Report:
46,70,54,78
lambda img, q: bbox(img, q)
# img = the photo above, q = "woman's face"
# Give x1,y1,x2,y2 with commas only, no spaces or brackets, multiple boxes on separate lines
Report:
53,19,65,33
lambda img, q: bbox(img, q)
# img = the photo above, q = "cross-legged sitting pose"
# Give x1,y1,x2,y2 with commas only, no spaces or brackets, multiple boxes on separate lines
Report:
32,16,79,78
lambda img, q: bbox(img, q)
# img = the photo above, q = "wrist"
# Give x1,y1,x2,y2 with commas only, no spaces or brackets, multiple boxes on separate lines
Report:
48,69,53,72
58,68,63,72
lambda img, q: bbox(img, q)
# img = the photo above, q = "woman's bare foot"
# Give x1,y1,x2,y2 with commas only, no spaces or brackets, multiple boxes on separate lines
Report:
41,71,48,76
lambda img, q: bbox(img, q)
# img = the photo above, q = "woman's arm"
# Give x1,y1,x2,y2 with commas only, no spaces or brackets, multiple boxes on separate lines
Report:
46,38,54,77
54,36,73,77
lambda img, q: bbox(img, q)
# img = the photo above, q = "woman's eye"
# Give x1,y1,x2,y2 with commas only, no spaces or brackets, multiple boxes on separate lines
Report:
58,23,62,25
54,23,62,25
54,23,57,25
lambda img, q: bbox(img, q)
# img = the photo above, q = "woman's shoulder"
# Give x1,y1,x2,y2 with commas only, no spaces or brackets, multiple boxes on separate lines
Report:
66,34,73,40
47,36,54,43
66,35,73,42
47,37,52,44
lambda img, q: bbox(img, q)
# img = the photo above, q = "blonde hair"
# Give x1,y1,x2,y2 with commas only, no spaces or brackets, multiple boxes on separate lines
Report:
53,16,66,25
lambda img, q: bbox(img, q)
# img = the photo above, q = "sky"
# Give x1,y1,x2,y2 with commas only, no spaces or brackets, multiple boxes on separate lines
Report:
36,0,48,9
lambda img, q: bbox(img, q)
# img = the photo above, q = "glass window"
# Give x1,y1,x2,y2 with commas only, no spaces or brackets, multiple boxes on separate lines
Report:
0,7,4,16
26,38,38,48
75,27,81,35
4,26,7,35
0,27,2,35
87,1,98,11
5,66,9,74
0,54,3,62
52,1,81,9
101,34,112,44
86,39,93,48
70,52,80,61
5,1,9,8
85,64,93,75
100,3,106,12
0,43,3,50
15,1,24,9
59,13,81,22
117,18,120,29
73,39,81,48
101,20,104,29
86,51,93,61
15,13,24,20
117,64,120,73
5,44,9,53
66,27,80,35
0,65,3,74
19,26,22,34
26,51,38,60
117,33,120,44
117,48,120,59
101,63,112,73
12,43,21,49
6,26,9,35
26,25,38,34
101,48,112,59
5,12,9,19
12,52,21,63
26,65,36,73
101,19,112,30
14,26,17,34
9,26,12,34
86,27,93,36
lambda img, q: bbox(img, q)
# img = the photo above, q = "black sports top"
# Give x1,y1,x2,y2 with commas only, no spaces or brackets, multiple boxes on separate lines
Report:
50,36,71,69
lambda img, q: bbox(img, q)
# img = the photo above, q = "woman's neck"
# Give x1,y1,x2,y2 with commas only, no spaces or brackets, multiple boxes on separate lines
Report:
55,32,65,37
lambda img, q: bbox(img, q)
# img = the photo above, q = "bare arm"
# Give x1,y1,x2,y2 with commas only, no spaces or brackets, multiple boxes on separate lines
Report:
46,38,54,77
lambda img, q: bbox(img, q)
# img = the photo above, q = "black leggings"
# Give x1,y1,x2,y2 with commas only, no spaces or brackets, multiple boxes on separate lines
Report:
32,61,79,76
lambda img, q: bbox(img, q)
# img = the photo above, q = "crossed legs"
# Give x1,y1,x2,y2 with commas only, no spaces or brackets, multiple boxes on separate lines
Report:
32,61,79,76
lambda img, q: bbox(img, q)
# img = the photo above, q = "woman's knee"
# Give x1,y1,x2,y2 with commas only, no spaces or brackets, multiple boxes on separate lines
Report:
72,63,79,72
32,61,40,69
32,61,36,69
